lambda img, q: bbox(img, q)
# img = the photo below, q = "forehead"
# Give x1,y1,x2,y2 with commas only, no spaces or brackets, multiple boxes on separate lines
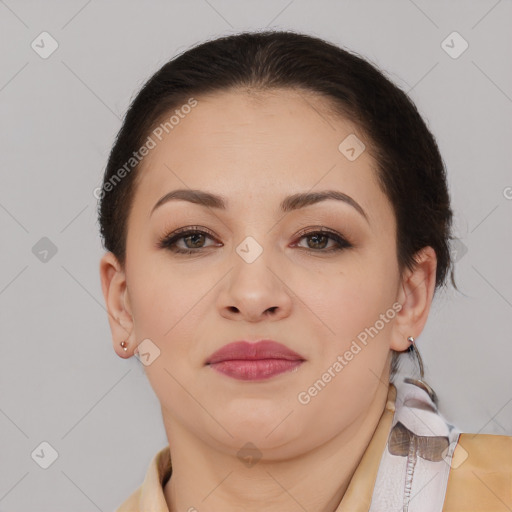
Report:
131,88,389,224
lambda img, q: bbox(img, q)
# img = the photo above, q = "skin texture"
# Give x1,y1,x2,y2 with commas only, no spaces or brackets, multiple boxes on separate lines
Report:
99,88,437,512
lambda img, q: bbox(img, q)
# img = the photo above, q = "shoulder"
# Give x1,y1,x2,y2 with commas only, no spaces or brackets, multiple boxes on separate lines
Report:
114,445,171,512
114,486,142,512
443,432,512,510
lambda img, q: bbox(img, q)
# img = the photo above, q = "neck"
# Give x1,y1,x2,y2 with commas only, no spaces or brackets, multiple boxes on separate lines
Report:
163,381,390,512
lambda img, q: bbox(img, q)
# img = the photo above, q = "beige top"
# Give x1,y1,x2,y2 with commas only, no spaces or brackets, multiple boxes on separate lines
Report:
115,383,512,511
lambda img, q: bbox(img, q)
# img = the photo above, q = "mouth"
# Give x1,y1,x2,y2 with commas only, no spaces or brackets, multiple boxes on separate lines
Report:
207,359,304,380
205,340,305,381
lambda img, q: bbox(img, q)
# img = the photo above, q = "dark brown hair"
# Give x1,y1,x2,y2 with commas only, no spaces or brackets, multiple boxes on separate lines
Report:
97,30,456,380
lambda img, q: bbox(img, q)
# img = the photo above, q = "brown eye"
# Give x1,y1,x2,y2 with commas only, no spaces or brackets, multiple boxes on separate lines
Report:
157,225,353,256
294,228,353,253
181,232,207,249
157,226,220,255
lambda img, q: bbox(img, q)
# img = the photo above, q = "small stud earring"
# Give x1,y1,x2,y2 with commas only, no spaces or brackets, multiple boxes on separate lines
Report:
120,340,128,352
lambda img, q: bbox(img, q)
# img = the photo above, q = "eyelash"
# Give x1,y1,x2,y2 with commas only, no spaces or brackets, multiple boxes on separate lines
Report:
157,225,353,255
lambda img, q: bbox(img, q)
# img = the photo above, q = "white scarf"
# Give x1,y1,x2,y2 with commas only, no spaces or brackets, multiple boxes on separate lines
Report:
369,378,461,511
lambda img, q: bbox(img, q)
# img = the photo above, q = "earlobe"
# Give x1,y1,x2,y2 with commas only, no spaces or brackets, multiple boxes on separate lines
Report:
99,252,135,358
389,246,437,352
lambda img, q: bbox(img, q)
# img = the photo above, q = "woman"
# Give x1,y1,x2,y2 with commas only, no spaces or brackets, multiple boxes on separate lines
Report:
98,30,512,511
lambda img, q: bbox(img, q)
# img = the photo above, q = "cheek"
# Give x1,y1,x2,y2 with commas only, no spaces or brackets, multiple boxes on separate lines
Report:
307,259,399,403
127,256,197,336
126,270,200,414
294,266,397,437
126,262,211,379
128,281,172,338
312,256,397,343
339,286,395,341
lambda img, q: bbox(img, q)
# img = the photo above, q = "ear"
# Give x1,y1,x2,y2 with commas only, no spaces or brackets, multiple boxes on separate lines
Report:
390,246,437,352
99,251,136,358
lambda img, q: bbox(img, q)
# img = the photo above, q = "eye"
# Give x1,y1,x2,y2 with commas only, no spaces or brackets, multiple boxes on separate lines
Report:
157,225,353,255
293,227,353,253
157,226,220,255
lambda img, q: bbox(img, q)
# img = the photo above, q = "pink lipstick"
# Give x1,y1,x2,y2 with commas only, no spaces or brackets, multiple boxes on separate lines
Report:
205,340,305,381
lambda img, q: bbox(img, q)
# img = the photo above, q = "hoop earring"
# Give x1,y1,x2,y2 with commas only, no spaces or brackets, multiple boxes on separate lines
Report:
404,336,438,406
120,340,128,352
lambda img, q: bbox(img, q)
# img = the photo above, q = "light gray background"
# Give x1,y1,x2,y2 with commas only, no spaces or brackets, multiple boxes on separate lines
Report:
1,1,511,510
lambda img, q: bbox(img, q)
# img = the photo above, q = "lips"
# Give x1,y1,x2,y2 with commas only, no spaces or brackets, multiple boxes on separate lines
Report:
205,340,305,365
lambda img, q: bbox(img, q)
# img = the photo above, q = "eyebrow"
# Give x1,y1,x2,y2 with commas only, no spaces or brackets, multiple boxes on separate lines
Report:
150,188,369,223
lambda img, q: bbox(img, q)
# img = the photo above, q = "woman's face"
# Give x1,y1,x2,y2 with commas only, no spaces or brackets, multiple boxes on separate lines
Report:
103,88,419,458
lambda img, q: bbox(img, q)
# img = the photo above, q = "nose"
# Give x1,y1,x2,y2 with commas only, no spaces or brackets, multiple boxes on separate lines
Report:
217,251,293,323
